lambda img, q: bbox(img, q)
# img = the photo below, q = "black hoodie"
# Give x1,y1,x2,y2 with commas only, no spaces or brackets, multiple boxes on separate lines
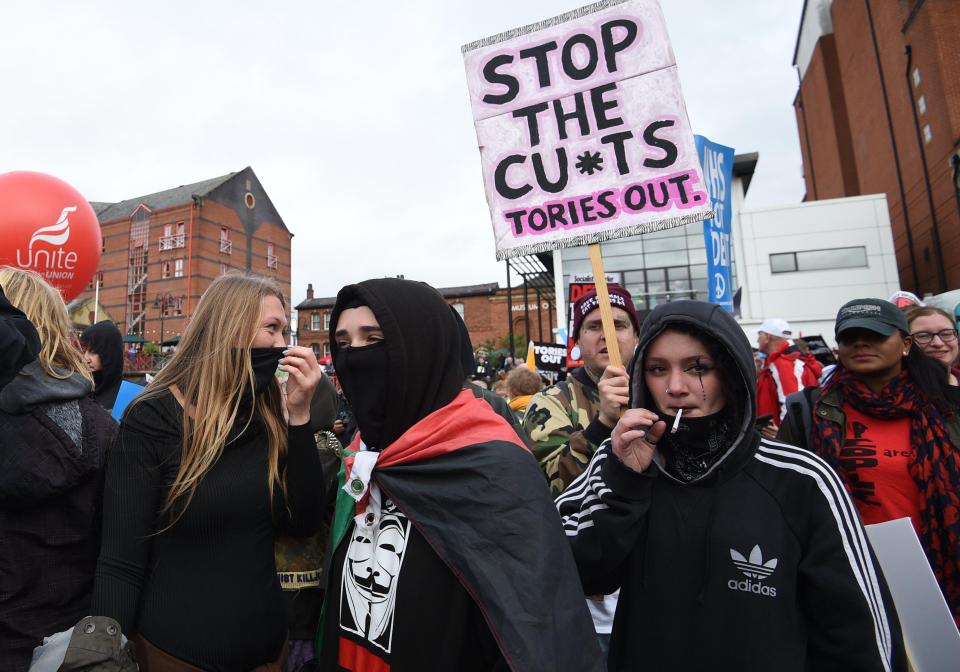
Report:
80,321,124,412
557,300,906,672
321,278,601,672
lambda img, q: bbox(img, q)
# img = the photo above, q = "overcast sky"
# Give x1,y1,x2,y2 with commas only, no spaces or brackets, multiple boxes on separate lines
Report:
1,0,805,305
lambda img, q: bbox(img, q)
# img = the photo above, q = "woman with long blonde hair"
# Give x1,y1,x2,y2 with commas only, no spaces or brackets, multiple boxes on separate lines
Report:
0,268,116,672
91,273,325,671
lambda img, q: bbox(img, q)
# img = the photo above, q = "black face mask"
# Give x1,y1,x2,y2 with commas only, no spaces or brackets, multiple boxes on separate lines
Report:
250,347,286,395
334,342,388,449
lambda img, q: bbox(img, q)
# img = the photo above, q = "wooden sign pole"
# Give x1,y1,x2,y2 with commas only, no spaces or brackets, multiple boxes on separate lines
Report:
588,243,622,369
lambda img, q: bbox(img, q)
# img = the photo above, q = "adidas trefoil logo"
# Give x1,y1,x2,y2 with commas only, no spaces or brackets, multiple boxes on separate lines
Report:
728,545,778,598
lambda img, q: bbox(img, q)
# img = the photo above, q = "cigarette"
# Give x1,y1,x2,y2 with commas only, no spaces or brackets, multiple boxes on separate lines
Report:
671,408,683,434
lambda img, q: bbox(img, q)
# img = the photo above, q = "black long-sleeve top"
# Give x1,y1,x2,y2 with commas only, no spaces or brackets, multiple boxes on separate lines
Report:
91,391,324,671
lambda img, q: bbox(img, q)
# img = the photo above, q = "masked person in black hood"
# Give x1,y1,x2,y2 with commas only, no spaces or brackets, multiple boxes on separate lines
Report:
558,300,906,672
91,273,326,671
317,278,601,672
80,319,124,413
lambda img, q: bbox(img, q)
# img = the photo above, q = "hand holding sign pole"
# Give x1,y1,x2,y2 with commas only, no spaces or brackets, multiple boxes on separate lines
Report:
463,0,713,356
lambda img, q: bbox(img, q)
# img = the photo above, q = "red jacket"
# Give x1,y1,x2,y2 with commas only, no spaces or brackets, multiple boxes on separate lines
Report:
757,341,823,423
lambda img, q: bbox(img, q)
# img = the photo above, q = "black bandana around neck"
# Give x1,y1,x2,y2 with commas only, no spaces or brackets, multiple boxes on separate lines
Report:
334,342,388,449
659,407,737,482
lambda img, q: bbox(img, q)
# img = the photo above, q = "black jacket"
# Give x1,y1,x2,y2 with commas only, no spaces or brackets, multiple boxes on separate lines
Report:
0,361,117,672
321,279,600,672
557,300,906,671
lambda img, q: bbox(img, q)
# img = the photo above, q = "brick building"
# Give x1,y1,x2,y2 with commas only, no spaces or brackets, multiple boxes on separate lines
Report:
793,0,960,294
75,168,292,343
295,280,555,359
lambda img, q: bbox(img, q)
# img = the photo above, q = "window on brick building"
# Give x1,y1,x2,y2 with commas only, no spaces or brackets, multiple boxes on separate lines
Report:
174,259,184,278
323,342,330,358
323,312,331,330
452,303,465,319
162,262,171,279
267,243,278,269
177,222,185,236
311,343,320,357
311,313,321,331
220,227,232,255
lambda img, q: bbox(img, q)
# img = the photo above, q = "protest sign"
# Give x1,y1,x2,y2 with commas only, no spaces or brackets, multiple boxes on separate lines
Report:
694,135,735,312
798,335,837,366
568,272,622,304
866,518,960,671
111,380,145,422
533,341,566,372
566,272,623,368
462,0,713,261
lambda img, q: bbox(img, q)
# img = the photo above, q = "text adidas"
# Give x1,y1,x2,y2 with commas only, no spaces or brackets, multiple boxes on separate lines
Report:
727,578,777,597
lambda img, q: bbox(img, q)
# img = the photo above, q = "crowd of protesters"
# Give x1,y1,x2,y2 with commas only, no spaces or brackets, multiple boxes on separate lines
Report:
4,266,960,671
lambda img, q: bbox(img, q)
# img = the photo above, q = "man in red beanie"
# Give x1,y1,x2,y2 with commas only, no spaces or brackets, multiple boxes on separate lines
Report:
523,283,641,492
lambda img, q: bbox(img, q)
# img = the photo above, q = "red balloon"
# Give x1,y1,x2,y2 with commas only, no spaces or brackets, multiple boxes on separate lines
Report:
0,171,101,302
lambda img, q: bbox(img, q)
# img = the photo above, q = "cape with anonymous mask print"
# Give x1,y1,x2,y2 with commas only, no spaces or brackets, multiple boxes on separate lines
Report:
317,389,602,672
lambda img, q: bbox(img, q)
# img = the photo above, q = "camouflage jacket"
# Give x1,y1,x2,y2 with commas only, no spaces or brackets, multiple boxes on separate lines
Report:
522,367,610,495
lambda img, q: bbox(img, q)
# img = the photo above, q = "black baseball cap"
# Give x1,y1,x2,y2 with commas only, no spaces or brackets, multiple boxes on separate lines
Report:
835,298,908,338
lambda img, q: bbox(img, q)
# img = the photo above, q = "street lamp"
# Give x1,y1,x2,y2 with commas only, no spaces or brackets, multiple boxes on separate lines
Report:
152,292,178,347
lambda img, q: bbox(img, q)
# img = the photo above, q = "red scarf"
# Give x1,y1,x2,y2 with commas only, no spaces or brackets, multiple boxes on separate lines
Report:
344,389,528,515
811,367,960,626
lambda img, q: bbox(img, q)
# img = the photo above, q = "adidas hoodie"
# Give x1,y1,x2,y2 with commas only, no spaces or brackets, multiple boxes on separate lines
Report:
557,301,906,672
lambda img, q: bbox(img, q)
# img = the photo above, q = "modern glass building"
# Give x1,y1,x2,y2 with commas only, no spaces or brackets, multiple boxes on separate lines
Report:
557,221,737,318
554,153,757,325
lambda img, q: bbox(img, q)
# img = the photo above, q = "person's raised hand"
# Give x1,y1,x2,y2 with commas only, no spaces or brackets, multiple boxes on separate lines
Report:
611,408,665,474
280,346,322,426
759,419,780,439
598,365,630,428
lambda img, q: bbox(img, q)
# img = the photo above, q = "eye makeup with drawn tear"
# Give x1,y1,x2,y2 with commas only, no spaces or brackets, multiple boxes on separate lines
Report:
686,356,710,401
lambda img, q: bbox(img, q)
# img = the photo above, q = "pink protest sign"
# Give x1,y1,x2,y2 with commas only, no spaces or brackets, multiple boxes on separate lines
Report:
462,0,713,260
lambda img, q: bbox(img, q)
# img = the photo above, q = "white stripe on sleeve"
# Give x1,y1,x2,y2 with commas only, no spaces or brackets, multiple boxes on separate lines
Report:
755,440,893,672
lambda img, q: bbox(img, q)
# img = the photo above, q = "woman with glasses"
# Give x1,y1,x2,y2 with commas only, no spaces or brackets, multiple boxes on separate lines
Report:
779,298,960,628
907,306,959,385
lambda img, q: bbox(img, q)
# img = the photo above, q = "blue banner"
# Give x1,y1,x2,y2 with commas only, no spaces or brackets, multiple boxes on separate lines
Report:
694,135,735,313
